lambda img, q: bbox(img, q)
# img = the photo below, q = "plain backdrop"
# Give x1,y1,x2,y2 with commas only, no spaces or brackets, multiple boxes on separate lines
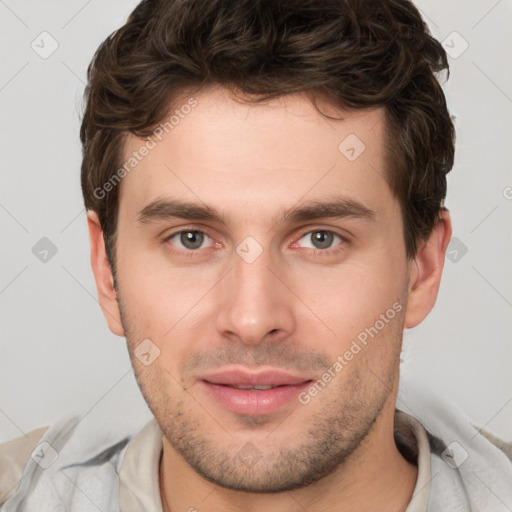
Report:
1,0,511,444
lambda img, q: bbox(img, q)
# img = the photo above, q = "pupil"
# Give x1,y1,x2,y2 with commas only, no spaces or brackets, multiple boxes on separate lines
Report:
181,231,203,249
312,231,332,249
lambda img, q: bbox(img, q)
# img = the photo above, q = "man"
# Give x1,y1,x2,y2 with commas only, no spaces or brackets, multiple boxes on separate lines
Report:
1,0,511,510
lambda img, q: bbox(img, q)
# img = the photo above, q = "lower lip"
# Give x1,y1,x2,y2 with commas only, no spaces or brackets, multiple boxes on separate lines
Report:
199,381,311,416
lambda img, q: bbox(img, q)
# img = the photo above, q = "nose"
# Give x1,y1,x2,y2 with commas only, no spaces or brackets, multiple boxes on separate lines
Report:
214,245,296,346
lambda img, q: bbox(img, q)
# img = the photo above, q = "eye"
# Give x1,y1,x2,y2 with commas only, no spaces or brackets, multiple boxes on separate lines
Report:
165,230,214,251
295,230,345,251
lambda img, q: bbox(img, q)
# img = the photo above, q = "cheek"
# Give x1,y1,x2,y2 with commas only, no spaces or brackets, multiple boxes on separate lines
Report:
117,261,219,381
291,258,406,338
287,260,407,386
116,242,212,334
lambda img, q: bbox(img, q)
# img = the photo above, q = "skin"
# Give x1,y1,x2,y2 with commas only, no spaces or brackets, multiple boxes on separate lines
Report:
88,85,452,512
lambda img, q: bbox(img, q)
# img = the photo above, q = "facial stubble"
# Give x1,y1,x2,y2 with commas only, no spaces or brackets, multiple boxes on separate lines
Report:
116,291,404,493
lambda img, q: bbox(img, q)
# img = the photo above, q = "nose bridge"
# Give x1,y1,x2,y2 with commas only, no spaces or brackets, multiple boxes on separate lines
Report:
215,242,295,344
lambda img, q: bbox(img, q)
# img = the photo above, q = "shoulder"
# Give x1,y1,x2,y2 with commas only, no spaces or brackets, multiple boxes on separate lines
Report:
0,413,152,511
0,426,49,505
475,425,512,461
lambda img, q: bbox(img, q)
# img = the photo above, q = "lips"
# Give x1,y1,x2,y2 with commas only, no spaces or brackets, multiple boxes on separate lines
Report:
200,368,311,387
198,367,313,415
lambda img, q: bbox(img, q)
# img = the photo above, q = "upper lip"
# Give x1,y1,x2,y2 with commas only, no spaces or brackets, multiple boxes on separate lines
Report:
199,367,312,387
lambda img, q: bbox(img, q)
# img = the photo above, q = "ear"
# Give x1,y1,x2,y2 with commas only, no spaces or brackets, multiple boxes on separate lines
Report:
87,211,124,336
404,209,452,329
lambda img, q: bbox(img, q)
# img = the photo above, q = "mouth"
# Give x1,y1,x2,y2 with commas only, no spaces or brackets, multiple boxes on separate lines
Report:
211,384,288,390
198,367,313,415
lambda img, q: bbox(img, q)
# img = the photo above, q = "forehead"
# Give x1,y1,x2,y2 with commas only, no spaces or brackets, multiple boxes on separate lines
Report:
118,85,394,222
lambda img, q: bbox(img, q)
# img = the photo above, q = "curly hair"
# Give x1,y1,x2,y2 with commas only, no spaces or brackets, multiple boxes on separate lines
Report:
80,0,455,270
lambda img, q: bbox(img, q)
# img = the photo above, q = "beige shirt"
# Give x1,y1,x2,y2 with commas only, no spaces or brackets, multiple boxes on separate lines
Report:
118,410,432,512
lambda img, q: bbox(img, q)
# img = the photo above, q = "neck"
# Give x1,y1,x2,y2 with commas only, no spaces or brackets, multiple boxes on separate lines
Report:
159,393,418,512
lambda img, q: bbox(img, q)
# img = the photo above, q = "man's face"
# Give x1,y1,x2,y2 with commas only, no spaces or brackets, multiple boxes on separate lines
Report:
113,86,411,491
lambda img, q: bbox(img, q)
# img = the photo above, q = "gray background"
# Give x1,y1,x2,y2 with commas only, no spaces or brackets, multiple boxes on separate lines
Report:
1,0,511,443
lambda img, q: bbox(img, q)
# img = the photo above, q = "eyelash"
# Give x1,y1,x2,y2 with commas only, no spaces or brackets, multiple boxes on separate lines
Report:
295,229,346,255
162,228,347,256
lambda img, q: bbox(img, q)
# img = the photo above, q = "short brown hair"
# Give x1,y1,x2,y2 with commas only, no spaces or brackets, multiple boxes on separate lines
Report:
80,0,455,272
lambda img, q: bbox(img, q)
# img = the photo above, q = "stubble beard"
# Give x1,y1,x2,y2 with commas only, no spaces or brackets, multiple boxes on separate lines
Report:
117,293,400,493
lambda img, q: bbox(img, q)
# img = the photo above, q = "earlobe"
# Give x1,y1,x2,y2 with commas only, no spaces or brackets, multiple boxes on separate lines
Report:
404,209,452,329
87,211,125,336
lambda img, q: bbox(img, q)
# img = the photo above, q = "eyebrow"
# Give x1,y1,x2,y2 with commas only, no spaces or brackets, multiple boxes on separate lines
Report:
137,195,376,227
